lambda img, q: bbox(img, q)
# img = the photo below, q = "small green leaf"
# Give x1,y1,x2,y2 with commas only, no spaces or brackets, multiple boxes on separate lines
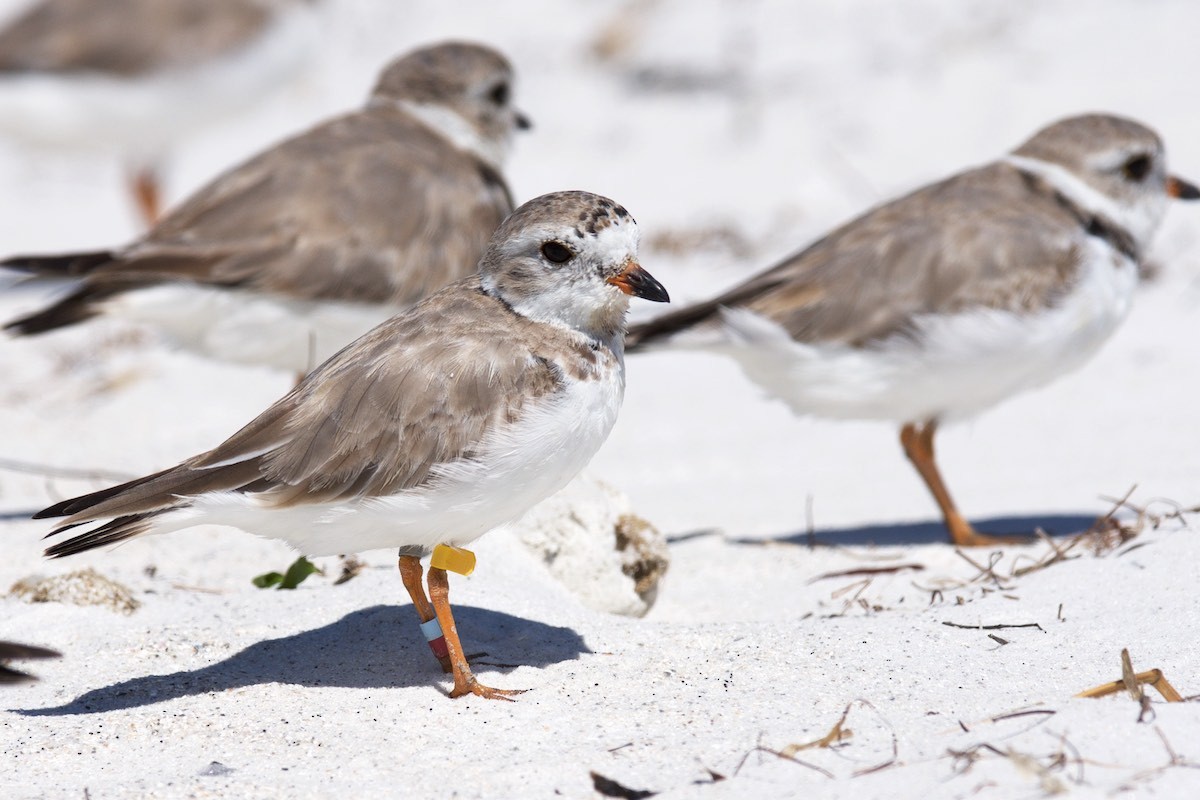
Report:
252,571,284,589
252,557,322,590
278,556,320,590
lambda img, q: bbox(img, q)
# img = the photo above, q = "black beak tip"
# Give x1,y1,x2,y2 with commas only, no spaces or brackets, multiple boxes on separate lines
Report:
632,272,670,303
515,112,533,131
1178,180,1200,200
645,284,671,303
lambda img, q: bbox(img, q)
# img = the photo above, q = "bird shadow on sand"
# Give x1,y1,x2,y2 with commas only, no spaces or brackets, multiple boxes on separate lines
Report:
728,512,1101,548
14,604,589,716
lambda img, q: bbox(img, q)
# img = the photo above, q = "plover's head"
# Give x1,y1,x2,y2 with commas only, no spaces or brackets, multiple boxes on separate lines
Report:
370,41,531,168
1009,113,1199,247
479,191,669,340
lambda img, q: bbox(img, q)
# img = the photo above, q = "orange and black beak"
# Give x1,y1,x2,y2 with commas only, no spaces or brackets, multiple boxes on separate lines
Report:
608,262,669,303
1167,174,1200,200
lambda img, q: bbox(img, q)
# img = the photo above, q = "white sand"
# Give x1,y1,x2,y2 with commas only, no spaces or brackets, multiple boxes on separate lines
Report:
2,1,1200,797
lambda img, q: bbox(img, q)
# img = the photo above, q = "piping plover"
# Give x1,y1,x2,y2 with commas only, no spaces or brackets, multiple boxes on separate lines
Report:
628,113,1199,547
35,190,669,700
0,0,318,224
4,40,529,374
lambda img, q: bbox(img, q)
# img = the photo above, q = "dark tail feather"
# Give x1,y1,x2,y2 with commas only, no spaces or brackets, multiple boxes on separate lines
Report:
36,459,263,525
0,641,61,684
1,250,113,277
3,280,139,336
44,512,161,558
625,267,793,352
4,285,102,335
2,250,122,335
625,299,725,352
34,465,175,519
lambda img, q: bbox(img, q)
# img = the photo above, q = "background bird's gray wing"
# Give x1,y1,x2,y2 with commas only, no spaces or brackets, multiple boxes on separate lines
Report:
630,163,1086,348
41,283,567,527
0,0,274,76
83,108,513,306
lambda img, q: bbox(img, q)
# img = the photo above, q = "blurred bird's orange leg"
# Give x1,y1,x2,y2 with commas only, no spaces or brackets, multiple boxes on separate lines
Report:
128,165,162,227
398,554,452,673
427,566,525,701
899,420,1010,548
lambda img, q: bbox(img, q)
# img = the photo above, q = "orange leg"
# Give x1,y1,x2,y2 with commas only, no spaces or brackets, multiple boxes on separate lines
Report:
427,566,525,701
128,165,161,227
899,420,1014,547
398,555,452,673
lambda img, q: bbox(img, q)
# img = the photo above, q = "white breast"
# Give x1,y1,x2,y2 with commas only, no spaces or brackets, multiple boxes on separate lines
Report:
712,237,1137,423
159,352,627,556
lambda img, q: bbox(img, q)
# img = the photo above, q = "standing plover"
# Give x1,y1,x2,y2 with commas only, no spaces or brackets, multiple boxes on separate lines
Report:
628,114,1198,547
36,190,669,699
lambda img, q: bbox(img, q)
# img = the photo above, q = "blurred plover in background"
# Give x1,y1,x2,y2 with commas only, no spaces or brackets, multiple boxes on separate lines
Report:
3,41,530,375
628,113,1199,547
33,190,669,700
0,0,319,225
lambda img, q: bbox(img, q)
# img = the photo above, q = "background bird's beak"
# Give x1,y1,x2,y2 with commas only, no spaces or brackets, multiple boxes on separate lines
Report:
515,111,533,131
1167,175,1200,200
608,262,670,303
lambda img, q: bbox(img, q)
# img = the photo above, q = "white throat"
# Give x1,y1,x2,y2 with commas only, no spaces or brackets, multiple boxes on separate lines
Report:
483,274,629,349
1002,154,1164,249
397,99,507,169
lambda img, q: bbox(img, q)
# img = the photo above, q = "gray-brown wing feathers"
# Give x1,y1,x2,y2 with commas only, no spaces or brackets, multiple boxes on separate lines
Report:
6,106,513,341
629,162,1085,349
88,108,512,305
252,293,560,504
38,283,566,534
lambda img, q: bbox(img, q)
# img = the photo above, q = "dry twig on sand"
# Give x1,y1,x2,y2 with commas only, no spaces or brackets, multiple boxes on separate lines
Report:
735,700,898,779
1077,648,1184,722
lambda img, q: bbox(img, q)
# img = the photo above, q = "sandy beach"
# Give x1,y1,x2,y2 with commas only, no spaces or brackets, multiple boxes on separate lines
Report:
2,1,1199,797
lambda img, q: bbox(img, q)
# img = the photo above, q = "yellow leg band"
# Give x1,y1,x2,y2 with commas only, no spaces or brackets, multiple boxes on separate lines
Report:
431,544,476,576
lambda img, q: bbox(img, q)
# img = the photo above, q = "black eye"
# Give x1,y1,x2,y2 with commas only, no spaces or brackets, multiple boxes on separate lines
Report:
540,241,574,263
1122,154,1152,182
488,82,510,105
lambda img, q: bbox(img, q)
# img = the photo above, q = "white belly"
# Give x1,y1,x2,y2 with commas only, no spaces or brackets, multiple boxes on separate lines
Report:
714,240,1137,423
103,283,399,373
155,355,627,556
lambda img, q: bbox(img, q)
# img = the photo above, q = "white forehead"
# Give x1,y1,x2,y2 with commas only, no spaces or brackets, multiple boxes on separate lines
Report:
510,212,640,260
581,216,640,263
496,191,641,264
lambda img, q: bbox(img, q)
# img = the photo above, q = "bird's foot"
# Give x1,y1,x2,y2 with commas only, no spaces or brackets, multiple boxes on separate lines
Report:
950,524,1034,548
450,677,527,701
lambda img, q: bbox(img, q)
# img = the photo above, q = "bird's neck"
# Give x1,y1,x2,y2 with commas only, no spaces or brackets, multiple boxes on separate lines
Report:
394,100,508,170
1003,154,1157,258
480,277,627,351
